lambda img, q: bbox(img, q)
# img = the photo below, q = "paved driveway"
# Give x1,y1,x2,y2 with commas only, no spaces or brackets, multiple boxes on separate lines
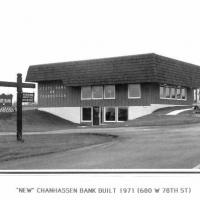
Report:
1,124,200,169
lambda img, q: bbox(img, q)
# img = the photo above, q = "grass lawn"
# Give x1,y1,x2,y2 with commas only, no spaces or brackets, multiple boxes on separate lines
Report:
128,108,200,127
123,113,200,127
1,106,200,132
0,109,77,132
0,133,117,162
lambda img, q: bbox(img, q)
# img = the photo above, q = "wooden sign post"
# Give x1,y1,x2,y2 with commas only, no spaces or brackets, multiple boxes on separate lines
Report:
17,73,23,141
0,73,35,142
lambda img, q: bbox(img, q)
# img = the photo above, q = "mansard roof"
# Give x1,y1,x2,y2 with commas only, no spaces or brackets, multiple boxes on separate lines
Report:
26,53,200,88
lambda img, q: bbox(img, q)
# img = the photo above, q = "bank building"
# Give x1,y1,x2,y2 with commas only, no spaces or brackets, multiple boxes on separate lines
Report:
26,53,200,125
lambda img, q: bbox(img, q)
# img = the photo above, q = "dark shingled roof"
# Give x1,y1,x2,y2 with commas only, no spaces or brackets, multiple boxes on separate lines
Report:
26,53,200,88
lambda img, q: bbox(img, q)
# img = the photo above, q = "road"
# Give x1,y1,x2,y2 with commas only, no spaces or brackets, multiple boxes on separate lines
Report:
1,124,200,169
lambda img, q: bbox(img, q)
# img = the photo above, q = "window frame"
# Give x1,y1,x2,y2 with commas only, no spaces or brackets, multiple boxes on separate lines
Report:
92,86,103,99
81,86,92,100
81,107,92,122
128,84,141,99
104,107,116,122
104,85,115,99
165,86,171,99
194,89,197,102
181,88,187,100
117,107,128,122
159,86,165,99
160,85,187,101
176,88,181,100
170,87,176,99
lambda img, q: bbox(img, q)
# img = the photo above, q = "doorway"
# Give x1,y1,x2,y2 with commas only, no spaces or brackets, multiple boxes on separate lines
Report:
93,106,100,125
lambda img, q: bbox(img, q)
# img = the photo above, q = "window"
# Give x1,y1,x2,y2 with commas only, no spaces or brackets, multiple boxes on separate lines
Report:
198,89,200,101
128,84,141,98
81,86,92,99
104,85,115,99
160,84,187,100
181,88,186,100
118,107,128,121
160,86,164,98
165,87,170,98
171,88,176,99
82,107,92,121
105,107,116,122
92,86,103,99
81,85,115,100
194,89,197,102
176,88,181,99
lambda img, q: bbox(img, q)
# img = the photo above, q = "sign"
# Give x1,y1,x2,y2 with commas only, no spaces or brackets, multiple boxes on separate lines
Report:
0,74,35,142
22,92,34,103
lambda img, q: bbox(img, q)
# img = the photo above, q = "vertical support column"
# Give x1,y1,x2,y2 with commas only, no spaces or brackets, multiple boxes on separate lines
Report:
17,73,23,142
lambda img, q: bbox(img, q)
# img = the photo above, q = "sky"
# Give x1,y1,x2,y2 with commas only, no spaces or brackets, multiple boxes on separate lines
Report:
1,0,200,102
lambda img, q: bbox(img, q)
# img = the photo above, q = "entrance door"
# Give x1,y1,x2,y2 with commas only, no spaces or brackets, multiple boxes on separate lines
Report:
93,106,100,125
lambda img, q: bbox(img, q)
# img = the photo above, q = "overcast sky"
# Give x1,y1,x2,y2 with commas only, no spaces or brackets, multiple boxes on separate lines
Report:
1,0,200,101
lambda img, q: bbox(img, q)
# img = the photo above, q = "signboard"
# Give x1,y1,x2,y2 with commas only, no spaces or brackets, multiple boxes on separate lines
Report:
22,92,34,103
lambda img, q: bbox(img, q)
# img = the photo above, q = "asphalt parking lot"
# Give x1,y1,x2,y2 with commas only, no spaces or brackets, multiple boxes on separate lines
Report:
1,123,200,169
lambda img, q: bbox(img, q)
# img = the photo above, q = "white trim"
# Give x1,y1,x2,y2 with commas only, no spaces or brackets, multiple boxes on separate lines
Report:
104,106,116,122
81,86,92,100
128,84,141,99
92,86,103,100
81,107,92,122
104,85,115,99
92,97,103,100
128,97,141,99
104,97,115,99
160,97,187,101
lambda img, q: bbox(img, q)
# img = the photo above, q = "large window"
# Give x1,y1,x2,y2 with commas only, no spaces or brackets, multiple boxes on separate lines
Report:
92,86,103,99
118,107,128,121
81,86,92,100
104,85,115,99
105,107,116,122
128,84,141,98
81,85,115,100
82,107,92,121
160,85,187,100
